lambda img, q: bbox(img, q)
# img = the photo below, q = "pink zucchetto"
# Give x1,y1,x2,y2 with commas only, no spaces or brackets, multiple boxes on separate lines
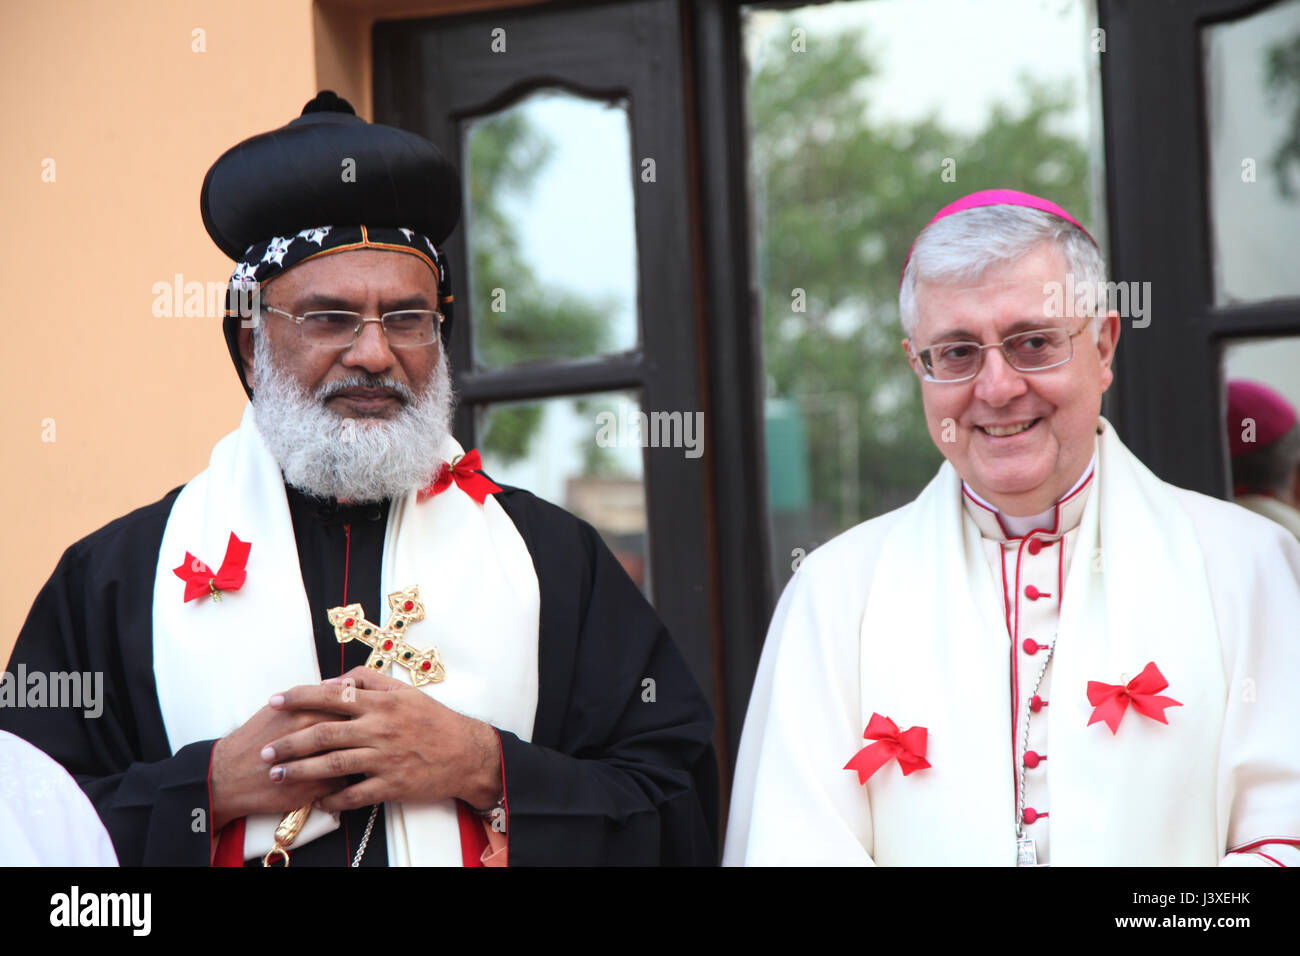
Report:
901,188,1099,283
1226,380,1299,458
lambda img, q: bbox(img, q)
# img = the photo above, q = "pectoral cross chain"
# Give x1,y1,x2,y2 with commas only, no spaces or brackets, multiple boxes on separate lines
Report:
267,585,443,866
327,585,445,686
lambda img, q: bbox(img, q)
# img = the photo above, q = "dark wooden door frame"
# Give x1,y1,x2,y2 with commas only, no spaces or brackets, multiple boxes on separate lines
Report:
684,0,774,776
1099,0,1300,498
373,0,733,775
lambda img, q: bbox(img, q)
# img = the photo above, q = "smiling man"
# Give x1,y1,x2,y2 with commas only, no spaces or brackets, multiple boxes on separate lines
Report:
724,190,1300,866
1,92,717,867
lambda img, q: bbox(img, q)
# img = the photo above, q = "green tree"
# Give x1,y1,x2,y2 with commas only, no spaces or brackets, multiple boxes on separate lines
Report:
466,104,617,464
751,23,1093,536
1265,35,1300,196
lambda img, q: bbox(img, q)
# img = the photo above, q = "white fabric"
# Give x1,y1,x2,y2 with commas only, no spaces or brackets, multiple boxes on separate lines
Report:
963,465,1300,868
962,449,1095,538
0,731,118,866
1234,494,1300,543
963,464,1096,865
153,404,539,865
725,419,1300,865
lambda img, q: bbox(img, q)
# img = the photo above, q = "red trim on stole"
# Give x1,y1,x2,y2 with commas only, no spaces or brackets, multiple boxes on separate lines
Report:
213,808,498,867
1246,850,1285,867
1010,539,1024,812
971,470,1093,846
1229,837,1300,853
458,802,488,866
999,545,1012,635
1057,536,1064,606
963,486,1014,539
342,524,352,605
213,818,246,867
206,744,248,867
1058,469,1094,507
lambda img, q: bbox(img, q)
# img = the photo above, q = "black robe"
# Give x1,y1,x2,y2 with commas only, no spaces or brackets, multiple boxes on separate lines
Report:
0,481,719,866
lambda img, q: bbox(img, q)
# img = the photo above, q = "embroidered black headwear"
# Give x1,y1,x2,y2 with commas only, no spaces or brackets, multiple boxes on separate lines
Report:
201,91,461,396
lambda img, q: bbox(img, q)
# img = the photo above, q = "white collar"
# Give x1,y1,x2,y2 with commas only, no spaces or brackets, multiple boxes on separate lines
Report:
962,446,1097,540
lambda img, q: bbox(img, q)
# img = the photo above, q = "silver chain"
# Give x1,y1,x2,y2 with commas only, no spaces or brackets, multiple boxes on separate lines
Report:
1015,635,1055,841
350,804,380,868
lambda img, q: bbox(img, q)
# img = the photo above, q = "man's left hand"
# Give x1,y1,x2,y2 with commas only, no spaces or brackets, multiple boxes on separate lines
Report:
262,665,502,812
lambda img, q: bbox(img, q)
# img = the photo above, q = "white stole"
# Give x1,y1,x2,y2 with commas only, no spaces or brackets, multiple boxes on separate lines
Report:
857,419,1225,865
152,404,539,865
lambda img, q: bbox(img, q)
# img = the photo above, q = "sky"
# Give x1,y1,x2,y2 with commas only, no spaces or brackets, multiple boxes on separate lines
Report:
744,0,1098,139
1204,0,1300,306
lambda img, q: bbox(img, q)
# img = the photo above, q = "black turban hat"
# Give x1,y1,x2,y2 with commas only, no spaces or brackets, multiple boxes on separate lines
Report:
201,91,462,396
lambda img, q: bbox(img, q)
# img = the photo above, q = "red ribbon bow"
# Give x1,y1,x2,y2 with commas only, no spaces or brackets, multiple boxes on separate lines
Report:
418,449,502,505
173,532,251,603
844,713,932,784
1087,661,1183,734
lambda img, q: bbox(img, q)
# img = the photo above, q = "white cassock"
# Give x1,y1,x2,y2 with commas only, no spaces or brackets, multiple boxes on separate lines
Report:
0,731,118,866
724,419,1300,866
1235,494,1300,544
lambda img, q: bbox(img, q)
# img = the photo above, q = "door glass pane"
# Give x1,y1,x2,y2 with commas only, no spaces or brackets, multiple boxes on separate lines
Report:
1204,0,1300,305
744,0,1107,592
463,90,640,367
1222,337,1300,542
476,392,651,597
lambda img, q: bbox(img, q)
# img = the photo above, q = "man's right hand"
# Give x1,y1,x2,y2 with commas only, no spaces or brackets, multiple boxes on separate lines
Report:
210,704,350,832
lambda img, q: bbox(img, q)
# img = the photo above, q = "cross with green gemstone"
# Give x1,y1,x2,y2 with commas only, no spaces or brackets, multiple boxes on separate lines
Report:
326,585,446,687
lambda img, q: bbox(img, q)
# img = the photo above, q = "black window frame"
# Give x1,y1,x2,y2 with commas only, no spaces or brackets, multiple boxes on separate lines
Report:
1100,0,1300,497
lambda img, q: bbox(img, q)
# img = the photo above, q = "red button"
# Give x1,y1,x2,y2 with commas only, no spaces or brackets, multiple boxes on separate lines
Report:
1023,807,1046,825
1024,750,1043,768
1027,539,1043,555
1024,585,1041,600
1030,694,1047,712
1023,638,1040,655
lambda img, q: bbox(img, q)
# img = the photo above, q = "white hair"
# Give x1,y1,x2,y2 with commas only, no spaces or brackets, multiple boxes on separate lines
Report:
899,205,1106,342
251,330,456,503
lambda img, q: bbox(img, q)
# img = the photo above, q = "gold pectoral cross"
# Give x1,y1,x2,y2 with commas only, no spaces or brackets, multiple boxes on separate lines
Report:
263,584,442,867
327,585,446,686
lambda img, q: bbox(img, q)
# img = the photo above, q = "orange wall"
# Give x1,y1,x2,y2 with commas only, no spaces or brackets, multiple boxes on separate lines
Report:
0,0,558,664
0,0,322,661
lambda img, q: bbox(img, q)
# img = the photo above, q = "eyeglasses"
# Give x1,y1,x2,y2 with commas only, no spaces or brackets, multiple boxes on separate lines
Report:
910,319,1093,383
259,305,444,349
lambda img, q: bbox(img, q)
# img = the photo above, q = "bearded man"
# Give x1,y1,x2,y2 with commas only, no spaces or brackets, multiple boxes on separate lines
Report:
724,190,1300,866
0,92,717,867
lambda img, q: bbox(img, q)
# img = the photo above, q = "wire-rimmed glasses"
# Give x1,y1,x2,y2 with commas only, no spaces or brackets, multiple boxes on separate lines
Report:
910,318,1093,383
259,305,444,349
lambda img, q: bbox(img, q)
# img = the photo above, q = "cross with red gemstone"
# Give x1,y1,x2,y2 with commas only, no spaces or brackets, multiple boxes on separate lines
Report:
326,585,446,687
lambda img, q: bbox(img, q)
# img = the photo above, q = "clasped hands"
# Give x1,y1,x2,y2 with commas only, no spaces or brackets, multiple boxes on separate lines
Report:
210,665,502,832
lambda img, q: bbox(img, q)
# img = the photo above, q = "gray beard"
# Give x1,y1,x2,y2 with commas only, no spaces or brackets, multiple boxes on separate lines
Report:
251,332,456,503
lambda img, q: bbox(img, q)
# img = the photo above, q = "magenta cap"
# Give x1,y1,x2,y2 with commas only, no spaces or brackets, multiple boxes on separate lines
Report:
1227,380,1298,457
901,189,1099,284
